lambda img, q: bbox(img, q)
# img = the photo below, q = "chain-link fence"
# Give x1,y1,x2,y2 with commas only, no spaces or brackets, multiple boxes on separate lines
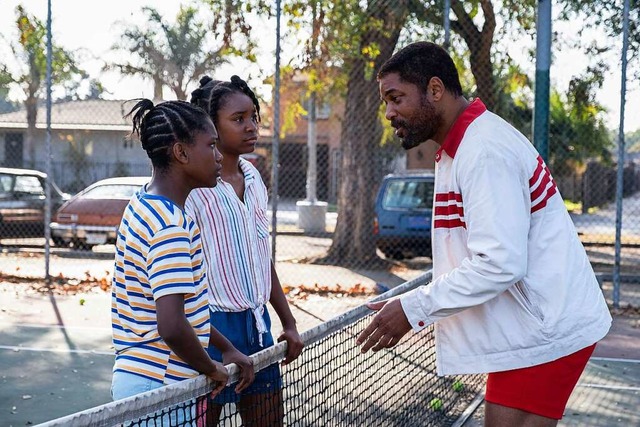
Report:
0,0,638,309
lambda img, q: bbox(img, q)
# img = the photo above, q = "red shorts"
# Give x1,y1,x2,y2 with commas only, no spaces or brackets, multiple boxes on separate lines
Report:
485,344,596,420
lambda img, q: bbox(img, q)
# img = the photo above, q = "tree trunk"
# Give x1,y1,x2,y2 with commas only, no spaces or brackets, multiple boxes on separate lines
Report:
451,0,497,109
467,36,495,108
325,2,408,266
24,51,41,168
24,95,37,168
153,74,163,102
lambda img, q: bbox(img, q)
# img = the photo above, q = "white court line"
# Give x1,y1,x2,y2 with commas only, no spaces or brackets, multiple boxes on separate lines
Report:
578,384,640,392
591,356,640,364
0,344,112,355
0,322,110,331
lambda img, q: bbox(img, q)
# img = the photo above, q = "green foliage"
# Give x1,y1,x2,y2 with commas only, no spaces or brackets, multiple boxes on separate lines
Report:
0,65,18,112
548,65,613,172
625,128,640,153
492,57,534,138
6,5,86,99
2,5,87,165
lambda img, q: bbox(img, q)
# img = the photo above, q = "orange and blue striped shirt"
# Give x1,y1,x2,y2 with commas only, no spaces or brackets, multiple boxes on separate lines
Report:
111,186,209,384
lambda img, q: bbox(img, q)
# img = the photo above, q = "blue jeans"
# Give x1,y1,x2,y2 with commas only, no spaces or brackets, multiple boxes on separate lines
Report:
111,370,197,425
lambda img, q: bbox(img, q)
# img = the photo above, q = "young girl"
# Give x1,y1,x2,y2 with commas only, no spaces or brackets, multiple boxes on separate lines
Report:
187,76,304,425
111,99,255,412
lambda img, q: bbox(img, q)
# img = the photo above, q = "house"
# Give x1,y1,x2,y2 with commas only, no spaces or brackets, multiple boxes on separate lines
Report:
263,70,437,203
260,72,346,203
0,99,150,193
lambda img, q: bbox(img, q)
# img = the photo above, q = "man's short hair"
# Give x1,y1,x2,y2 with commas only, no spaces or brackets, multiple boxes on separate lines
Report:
377,41,463,97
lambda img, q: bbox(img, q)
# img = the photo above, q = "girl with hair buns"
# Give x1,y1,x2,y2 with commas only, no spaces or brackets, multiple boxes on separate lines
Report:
187,75,303,425
111,99,256,414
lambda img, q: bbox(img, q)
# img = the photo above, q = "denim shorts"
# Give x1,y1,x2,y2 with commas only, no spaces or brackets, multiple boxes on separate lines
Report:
207,308,282,403
111,370,197,425
111,370,164,401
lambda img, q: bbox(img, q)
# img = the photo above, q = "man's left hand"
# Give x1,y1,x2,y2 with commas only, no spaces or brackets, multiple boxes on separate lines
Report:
356,299,412,353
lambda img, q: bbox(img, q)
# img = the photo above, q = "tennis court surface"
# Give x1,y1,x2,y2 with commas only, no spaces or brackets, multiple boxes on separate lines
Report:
1,271,638,426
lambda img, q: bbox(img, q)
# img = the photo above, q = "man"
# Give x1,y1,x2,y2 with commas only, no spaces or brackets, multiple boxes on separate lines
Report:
356,41,611,427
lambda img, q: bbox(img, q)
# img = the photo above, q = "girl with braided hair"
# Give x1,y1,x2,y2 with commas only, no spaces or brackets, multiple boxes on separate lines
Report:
111,99,256,413
187,76,303,425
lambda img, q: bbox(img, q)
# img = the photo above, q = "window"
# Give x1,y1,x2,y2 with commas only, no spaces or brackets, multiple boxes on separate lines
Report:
14,175,44,195
83,184,141,199
301,97,331,120
383,180,434,210
0,174,14,194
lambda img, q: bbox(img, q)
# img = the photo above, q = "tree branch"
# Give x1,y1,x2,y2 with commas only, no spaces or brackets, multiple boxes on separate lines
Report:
450,0,480,43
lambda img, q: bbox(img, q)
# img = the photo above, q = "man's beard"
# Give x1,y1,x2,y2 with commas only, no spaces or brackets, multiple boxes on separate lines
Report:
393,94,441,150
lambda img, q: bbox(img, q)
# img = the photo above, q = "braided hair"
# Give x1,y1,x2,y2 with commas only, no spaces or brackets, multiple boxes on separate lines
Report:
125,99,213,170
190,75,261,124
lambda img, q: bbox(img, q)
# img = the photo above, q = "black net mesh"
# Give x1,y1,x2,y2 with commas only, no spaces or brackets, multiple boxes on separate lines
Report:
39,276,485,427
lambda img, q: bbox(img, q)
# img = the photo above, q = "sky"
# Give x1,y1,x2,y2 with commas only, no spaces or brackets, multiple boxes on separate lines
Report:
0,0,638,133
0,1,278,101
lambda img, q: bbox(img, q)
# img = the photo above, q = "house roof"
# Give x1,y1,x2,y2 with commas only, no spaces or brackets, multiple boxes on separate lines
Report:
0,99,134,131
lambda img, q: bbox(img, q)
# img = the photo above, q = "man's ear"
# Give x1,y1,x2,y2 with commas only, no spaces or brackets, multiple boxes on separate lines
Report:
428,77,445,101
172,142,189,165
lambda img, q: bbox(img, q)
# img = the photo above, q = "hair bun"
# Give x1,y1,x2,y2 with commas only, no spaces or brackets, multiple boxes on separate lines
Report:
230,75,248,89
190,88,203,104
199,76,214,87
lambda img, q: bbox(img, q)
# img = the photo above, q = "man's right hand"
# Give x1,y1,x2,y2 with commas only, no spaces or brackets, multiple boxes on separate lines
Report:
356,299,412,353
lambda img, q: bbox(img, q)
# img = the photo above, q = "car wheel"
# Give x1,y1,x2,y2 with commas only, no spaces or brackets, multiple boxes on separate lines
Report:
72,239,95,251
52,236,68,247
382,249,404,260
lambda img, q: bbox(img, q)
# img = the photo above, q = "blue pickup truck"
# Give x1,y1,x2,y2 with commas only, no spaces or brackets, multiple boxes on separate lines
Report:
374,171,435,260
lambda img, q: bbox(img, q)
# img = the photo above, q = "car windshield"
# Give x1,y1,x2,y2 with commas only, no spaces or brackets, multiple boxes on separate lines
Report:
0,174,14,195
383,179,434,210
83,184,141,199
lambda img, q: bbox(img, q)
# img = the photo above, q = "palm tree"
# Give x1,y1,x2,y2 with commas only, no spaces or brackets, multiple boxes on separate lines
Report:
107,6,228,100
1,5,85,166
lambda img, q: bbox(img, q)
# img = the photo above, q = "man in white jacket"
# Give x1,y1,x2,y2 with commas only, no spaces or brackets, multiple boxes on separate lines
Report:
356,41,611,426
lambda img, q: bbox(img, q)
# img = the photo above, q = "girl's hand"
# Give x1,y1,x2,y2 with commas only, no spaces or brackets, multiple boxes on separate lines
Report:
278,327,304,365
222,348,255,393
205,361,229,396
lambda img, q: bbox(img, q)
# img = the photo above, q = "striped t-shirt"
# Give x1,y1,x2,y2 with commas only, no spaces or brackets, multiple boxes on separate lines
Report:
185,159,271,337
111,186,210,384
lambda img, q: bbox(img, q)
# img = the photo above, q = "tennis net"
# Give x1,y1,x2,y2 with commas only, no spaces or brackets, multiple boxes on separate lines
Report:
38,271,486,426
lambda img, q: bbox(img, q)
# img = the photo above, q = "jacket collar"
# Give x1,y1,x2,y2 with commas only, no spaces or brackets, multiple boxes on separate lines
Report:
436,98,486,161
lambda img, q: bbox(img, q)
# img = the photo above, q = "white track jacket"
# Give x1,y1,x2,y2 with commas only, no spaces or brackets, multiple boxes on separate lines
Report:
400,99,612,375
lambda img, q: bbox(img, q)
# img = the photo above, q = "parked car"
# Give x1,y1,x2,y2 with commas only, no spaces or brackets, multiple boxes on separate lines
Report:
374,171,435,260
50,176,150,250
0,167,70,240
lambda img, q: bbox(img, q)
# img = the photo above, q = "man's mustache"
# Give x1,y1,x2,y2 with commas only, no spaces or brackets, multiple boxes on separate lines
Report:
391,119,406,130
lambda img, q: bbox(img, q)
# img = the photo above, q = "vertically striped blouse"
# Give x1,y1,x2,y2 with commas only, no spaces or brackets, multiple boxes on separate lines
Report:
185,159,272,340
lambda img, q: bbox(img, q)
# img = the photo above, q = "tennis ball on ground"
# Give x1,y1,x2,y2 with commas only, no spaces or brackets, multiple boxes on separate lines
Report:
452,380,464,392
429,398,443,411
